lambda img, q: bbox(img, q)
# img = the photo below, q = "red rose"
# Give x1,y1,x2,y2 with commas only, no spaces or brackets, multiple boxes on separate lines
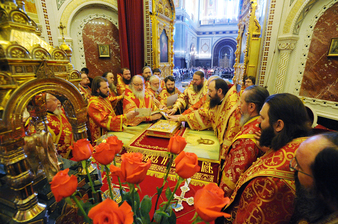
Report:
194,183,230,222
174,151,200,179
168,135,187,154
106,136,123,155
72,139,93,161
109,164,125,182
50,168,78,202
120,153,151,184
93,142,115,165
88,199,133,224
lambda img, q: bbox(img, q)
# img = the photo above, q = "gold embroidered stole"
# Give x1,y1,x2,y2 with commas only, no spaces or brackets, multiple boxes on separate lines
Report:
225,137,307,209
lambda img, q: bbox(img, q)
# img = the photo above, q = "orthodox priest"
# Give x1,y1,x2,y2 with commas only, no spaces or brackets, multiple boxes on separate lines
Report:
88,76,138,144
116,68,131,95
46,93,73,158
219,85,269,197
123,75,162,126
218,93,311,224
168,71,207,115
169,78,241,160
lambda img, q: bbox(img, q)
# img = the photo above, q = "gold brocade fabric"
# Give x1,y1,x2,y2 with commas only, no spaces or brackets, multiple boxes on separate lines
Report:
184,85,241,160
123,87,157,126
116,74,128,96
224,137,307,224
88,96,125,145
219,117,261,197
158,87,181,107
47,110,73,158
78,84,91,102
173,81,207,112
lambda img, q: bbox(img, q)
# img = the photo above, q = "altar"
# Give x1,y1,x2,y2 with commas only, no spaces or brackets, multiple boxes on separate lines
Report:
104,123,221,223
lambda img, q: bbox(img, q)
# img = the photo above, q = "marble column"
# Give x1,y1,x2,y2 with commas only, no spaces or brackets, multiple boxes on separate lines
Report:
274,36,298,93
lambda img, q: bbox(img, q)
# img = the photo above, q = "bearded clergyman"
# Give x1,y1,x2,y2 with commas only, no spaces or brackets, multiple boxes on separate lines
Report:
123,75,162,126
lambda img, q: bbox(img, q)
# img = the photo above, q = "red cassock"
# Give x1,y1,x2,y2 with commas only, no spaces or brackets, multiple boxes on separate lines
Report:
223,137,307,224
123,87,157,126
88,96,126,145
219,116,262,197
47,110,74,158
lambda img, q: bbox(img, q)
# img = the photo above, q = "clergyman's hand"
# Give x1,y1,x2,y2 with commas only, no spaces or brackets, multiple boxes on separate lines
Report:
167,108,177,116
168,115,179,122
151,113,162,121
126,110,139,120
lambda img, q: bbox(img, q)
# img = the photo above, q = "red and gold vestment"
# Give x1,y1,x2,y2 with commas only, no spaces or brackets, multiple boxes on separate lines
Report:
88,96,126,144
181,85,241,159
78,84,91,102
158,87,181,107
172,81,207,113
182,94,208,115
116,74,129,96
123,87,157,126
47,110,73,158
219,116,261,196
223,137,307,224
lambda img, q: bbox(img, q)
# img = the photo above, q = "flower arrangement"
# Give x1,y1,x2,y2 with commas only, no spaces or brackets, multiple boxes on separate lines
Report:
49,135,230,223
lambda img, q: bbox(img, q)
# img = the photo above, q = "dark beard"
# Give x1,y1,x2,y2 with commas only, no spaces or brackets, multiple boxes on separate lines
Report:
290,172,330,224
123,78,131,85
209,95,221,109
259,124,275,148
99,90,109,98
193,83,203,93
167,87,175,94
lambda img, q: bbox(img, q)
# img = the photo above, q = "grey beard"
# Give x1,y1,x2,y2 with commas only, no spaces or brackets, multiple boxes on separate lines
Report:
130,85,145,99
239,113,251,126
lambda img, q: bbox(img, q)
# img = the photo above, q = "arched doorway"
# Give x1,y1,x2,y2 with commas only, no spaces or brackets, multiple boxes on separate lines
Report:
212,38,237,68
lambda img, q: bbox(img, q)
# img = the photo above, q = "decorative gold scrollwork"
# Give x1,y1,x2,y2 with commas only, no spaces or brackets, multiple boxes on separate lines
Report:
11,48,25,58
34,50,46,59
13,14,26,24
54,52,64,60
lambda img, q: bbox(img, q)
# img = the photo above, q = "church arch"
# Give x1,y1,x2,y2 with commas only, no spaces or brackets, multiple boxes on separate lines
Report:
284,0,338,120
1,77,87,137
75,13,119,69
58,0,118,36
211,37,237,67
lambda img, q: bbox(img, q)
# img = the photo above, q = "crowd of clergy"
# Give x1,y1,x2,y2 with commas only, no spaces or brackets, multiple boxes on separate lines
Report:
29,66,338,224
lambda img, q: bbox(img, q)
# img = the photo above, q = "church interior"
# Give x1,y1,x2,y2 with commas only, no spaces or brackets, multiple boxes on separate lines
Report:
0,0,338,223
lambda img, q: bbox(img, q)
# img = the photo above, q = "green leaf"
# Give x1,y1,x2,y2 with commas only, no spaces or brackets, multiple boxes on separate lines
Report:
134,191,140,213
165,187,172,200
167,208,176,224
191,215,207,224
140,195,152,215
141,213,151,224
155,210,170,218
135,217,143,224
156,186,164,195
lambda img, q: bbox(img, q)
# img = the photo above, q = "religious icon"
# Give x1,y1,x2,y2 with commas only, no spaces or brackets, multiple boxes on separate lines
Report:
328,38,338,56
98,44,110,57
160,30,168,63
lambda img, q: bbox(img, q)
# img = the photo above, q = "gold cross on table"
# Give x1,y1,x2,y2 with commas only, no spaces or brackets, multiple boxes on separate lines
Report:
172,178,194,212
